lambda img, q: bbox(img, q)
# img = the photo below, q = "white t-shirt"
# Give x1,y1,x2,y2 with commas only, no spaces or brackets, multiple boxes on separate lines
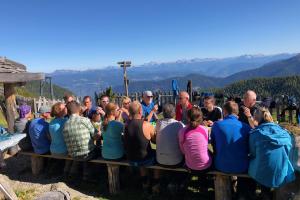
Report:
156,118,185,166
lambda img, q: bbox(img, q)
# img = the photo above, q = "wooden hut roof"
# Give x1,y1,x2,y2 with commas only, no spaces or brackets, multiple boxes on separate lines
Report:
0,57,27,73
0,57,44,83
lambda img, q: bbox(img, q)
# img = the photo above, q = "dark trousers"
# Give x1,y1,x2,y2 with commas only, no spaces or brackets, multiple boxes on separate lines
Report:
70,149,99,180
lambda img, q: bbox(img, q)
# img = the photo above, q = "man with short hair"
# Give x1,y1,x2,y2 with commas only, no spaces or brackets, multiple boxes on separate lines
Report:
141,91,158,122
82,96,105,119
124,101,158,191
239,90,258,128
63,101,101,181
175,91,192,124
156,103,184,166
82,96,94,118
201,96,222,127
64,101,100,158
99,95,110,111
28,106,51,154
211,101,254,199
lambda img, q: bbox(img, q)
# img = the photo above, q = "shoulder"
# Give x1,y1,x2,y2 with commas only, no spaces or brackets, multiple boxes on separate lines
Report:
112,120,124,128
198,125,208,133
143,121,153,128
174,120,185,128
243,123,252,130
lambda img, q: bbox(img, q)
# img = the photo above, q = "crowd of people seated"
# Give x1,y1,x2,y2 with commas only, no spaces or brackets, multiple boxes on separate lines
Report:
15,90,297,199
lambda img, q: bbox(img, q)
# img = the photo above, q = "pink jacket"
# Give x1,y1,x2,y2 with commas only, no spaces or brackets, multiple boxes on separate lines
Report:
178,125,212,170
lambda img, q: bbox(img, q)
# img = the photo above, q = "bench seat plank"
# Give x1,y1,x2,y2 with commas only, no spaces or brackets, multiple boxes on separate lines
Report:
18,151,250,177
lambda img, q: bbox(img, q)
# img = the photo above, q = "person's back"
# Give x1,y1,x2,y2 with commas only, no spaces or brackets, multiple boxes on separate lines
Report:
102,120,124,160
179,125,211,170
15,118,29,133
49,118,68,155
125,119,153,161
249,122,295,187
211,115,251,173
63,114,96,157
29,118,50,154
156,118,184,166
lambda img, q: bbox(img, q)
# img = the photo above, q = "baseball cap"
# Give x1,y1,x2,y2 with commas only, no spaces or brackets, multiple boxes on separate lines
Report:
38,106,51,114
143,91,153,97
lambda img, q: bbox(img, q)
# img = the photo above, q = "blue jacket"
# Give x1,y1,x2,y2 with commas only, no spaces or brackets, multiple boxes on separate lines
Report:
249,123,295,188
211,115,252,173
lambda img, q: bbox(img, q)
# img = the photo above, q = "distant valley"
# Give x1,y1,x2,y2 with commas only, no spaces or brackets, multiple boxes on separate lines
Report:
48,53,296,96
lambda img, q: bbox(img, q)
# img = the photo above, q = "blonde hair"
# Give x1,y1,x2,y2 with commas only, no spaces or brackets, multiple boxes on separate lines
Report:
122,96,131,104
255,107,274,124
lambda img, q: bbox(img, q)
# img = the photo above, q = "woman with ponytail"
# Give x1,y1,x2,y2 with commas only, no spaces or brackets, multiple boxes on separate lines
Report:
101,103,124,160
178,106,212,172
249,107,295,198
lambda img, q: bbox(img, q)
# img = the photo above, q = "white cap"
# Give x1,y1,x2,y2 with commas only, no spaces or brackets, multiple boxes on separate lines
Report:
143,90,153,97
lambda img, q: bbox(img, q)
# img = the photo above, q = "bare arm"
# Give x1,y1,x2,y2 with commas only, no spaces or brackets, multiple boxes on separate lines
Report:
146,105,158,122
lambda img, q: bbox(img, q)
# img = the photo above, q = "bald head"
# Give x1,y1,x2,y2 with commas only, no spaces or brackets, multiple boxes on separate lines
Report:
243,90,257,108
179,91,190,107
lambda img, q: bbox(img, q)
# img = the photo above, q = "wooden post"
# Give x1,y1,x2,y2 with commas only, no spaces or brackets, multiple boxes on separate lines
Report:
214,174,232,200
107,164,120,194
4,83,16,133
288,110,293,124
187,80,192,102
31,155,44,176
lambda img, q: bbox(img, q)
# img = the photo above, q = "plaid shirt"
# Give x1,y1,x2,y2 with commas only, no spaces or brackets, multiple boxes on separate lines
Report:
63,114,96,157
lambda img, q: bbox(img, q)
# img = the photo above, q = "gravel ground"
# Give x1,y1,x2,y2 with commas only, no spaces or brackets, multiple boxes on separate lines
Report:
1,154,100,200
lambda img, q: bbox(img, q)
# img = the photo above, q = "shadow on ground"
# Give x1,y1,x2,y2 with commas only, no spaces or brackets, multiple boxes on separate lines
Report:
1,154,214,200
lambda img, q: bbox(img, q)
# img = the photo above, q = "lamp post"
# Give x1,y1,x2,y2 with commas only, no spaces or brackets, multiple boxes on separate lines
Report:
117,61,131,97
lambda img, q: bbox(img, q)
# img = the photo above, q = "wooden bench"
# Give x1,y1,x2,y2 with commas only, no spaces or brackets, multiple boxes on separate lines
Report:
19,151,251,200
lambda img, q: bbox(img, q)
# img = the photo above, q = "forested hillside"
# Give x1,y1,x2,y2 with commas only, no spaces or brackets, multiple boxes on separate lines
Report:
218,76,300,99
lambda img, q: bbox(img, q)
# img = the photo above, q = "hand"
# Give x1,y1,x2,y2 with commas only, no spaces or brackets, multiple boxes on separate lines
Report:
243,107,252,118
97,107,105,116
207,120,214,126
152,105,159,112
116,109,122,118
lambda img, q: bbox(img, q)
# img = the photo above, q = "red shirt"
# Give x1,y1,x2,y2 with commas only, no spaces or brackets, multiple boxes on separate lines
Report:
175,102,193,121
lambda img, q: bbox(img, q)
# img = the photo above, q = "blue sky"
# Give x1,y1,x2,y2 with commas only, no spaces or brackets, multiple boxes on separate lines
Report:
1,0,300,72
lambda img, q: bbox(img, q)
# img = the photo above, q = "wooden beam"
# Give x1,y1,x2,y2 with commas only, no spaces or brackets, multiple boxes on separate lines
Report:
0,73,44,83
4,83,16,133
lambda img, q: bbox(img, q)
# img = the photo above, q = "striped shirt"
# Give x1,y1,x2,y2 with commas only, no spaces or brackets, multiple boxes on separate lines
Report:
63,114,96,157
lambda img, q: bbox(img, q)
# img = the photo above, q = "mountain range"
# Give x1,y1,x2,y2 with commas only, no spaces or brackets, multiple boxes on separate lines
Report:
114,54,300,92
49,53,295,96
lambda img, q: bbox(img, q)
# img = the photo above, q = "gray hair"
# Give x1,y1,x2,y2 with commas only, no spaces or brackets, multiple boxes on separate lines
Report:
163,103,175,119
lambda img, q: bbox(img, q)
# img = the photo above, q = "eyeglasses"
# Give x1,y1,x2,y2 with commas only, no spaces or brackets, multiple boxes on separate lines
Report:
146,96,153,98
